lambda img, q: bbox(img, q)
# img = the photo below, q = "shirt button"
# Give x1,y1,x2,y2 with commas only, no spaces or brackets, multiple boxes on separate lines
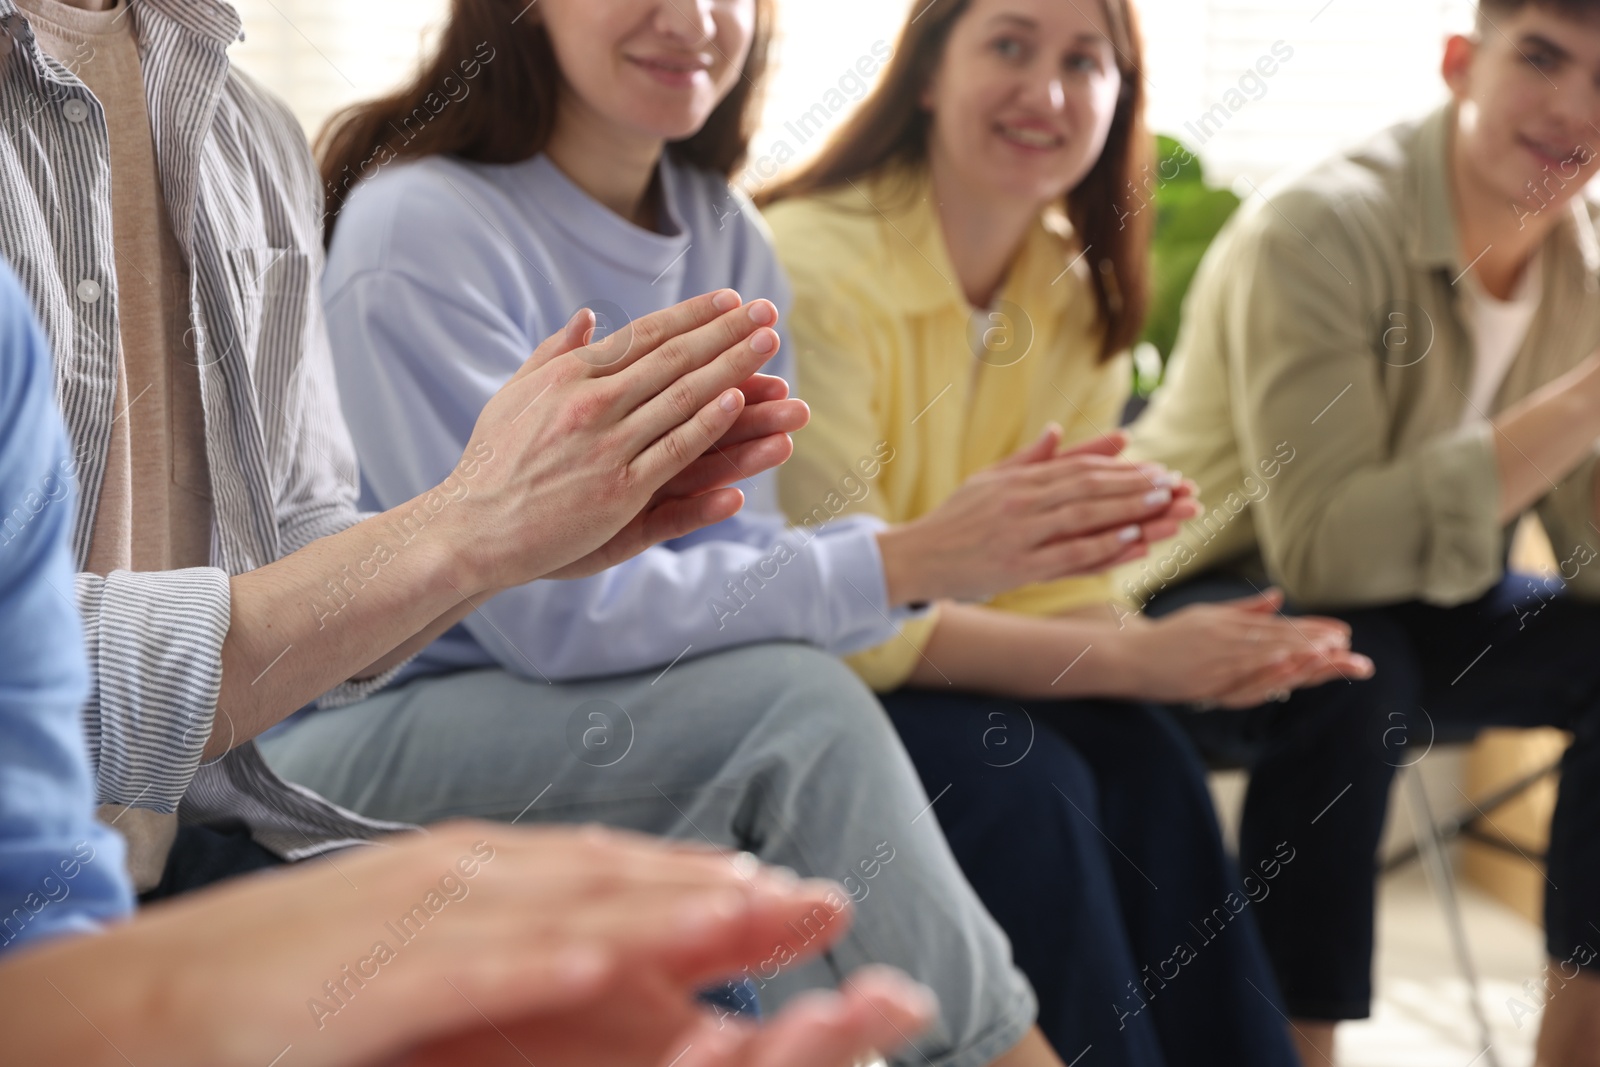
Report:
63,99,89,123
76,278,102,303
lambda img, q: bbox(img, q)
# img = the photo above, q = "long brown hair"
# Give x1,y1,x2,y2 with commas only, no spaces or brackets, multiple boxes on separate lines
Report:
759,0,1151,361
317,0,773,241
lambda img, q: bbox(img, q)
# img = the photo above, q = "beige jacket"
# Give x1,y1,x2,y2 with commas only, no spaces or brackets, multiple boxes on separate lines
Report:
1126,104,1600,610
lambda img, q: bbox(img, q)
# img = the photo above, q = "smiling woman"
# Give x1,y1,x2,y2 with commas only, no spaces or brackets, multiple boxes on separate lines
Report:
315,0,772,236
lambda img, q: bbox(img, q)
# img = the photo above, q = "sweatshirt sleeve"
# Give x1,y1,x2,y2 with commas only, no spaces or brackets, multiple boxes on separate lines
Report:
322,195,907,681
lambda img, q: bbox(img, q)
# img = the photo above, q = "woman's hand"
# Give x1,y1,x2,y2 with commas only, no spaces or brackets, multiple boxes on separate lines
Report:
877,426,1202,605
1114,589,1374,708
443,290,799,595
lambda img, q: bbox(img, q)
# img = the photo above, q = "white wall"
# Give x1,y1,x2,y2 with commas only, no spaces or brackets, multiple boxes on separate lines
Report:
228,0,1476,189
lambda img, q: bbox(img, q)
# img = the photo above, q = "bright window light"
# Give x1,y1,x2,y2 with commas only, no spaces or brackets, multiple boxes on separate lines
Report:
229,0,1477,189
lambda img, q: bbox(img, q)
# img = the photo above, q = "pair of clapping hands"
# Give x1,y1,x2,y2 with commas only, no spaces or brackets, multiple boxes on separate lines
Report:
439,288,1200,600
454,286,1192,594
455,288,1367,709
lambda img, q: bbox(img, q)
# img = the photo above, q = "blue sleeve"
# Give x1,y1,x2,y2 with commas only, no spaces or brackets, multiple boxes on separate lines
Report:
0,261,134,953
324,189,905,682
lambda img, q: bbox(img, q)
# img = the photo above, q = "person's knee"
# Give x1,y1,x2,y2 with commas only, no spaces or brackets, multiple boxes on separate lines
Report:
1066,701,1205,794
702,642,896,756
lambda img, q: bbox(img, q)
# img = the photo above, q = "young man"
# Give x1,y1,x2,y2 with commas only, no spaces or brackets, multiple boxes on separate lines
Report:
0,1,1055,1062
1129,1,1600,1062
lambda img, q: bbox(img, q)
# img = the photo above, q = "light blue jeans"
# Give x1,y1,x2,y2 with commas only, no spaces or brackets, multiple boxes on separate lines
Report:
260,642,1035,1067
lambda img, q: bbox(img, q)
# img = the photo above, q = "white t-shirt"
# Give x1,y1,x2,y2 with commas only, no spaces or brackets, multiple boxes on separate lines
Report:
1459,255,1543,427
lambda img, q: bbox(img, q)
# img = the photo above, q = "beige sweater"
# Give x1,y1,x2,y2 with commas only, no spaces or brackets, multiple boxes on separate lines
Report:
19,0,214,889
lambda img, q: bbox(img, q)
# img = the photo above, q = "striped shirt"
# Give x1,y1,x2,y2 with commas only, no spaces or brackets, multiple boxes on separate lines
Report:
0,0,412,865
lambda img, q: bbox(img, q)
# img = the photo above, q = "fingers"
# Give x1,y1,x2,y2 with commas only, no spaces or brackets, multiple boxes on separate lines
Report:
713,397,809,449
654,435,795,500
735,372,792,406
1027,522,1149,581
641,397,804,499
1210,664,1304,710
424,944,620,1027
1137,498,1203,543
616,300,779,415
510,308,596,384
629,386,752,491
1026,459,1176,507
994,423,1064,468
631,488,749,548
665,968,937,1067
580,289,747,374
753,969,937,1067
1059,429,1128,458
1300,648,1375,683
1226,587,1286,615
1026,484,1184,548
638,877,856,985
1210,647,1372,708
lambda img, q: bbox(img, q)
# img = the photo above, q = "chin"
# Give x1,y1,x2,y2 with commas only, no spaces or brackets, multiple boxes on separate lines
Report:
631,109,717,144
1485,156,1557,208
995,176,1077,209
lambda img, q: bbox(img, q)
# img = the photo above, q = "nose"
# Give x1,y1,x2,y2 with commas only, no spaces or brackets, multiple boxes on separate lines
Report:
1023,72,1067,113
1047,76,1066,111
654,0,716,46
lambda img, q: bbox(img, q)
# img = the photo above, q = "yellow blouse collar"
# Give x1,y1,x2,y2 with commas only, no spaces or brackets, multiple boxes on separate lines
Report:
845,165,1088,318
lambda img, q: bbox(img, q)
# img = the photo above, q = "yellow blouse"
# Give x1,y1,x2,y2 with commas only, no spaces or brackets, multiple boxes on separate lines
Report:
765,166,1131,692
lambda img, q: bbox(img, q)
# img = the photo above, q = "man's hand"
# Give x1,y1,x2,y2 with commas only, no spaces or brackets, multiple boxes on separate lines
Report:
547,371,809,579
446,290,797,597
213,292,802,755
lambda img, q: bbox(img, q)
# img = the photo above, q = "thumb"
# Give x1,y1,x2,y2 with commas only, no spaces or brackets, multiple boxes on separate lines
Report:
511,307,595,384
995,423,1065,469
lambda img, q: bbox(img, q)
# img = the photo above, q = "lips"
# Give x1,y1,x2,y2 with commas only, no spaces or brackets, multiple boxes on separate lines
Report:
1518,132,1586,169
626,54,712,86
996,122,1065,151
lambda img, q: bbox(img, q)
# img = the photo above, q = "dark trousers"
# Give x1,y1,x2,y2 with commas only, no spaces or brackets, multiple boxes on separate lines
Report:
1147,572,1600,1020
878,690,1298,1067
139,820,283,903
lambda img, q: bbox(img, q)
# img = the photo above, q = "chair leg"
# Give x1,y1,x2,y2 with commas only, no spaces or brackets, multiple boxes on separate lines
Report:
1403,766,1503,1067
